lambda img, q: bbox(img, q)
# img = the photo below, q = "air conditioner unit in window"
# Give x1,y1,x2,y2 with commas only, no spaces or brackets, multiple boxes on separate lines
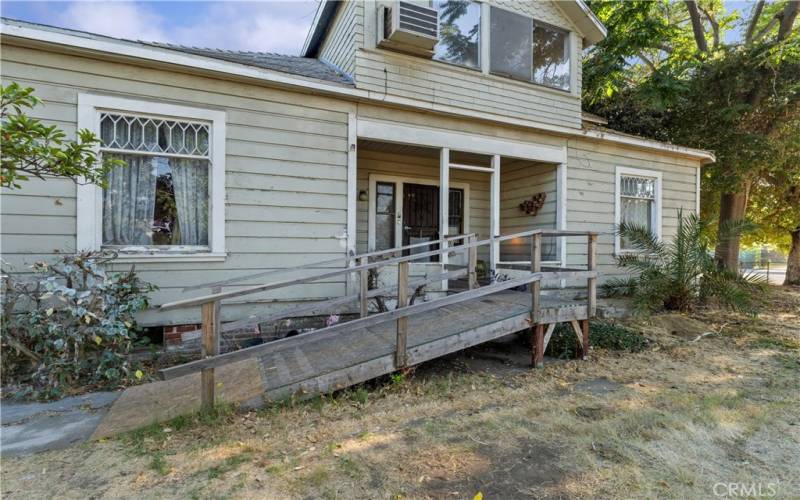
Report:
378,1,438,57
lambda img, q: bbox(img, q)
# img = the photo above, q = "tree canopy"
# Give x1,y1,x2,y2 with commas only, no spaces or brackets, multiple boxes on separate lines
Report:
582,0,800,280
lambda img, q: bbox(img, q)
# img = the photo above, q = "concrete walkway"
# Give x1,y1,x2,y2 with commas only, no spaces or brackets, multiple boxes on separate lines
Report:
1,392,120,456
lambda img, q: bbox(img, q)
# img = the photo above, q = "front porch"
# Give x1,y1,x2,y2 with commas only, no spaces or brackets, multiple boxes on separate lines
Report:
354,133,567,286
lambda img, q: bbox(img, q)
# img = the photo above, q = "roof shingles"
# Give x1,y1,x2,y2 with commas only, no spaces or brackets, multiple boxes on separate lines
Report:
1,18,353,86
146,42,353,85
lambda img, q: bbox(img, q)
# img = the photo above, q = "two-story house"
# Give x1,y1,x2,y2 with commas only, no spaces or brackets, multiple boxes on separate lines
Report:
0,1,713,333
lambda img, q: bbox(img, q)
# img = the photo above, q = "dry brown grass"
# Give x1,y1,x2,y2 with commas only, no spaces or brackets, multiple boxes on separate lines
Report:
2,287,799,499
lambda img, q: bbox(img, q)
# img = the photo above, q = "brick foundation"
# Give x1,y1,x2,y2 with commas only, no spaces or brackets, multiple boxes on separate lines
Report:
160,314,357,353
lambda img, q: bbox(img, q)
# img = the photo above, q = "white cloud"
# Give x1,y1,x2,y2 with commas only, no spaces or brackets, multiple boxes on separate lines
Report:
171,2,319,55
54,1,319,55
59,2,168,42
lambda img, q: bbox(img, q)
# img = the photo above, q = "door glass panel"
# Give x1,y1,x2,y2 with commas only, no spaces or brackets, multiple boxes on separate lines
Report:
375,182,396,251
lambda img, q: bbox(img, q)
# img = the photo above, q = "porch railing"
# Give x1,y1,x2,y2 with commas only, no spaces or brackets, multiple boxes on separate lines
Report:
158,230,597,409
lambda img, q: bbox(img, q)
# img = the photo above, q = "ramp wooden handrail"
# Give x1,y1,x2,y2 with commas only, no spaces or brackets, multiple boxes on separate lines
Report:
181,233,476,292
160,229,589,311
157,229,598,409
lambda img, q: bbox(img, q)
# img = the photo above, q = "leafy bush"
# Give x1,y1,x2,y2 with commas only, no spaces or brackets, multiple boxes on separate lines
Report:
603,211,767,315
1,83,122,189
1,252,157,399
545,321,649,359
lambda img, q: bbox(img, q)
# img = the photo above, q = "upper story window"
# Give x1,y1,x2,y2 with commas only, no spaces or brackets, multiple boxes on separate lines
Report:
433,0,481,69
489,7,532,80
77,94,226,261
489,7,571,91
100,113,211,248
533,23,570,90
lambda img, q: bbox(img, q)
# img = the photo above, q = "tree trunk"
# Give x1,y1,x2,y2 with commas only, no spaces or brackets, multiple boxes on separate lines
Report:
685,1,710,52
785,226,800,286
715,191,748,271
777,1,799,41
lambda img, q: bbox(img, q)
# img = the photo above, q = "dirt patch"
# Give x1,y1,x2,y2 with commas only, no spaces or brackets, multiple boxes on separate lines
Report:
2,287,798,499
640,313,711,340
423,440,565,498
573,377,622,397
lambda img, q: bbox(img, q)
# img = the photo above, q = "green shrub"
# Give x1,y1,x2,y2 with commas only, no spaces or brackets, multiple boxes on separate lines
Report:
1,251,156,399
545,321,649,359
603,211,767,315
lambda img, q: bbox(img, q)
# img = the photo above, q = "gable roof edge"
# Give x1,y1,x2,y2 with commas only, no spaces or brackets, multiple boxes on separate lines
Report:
302,0,342,57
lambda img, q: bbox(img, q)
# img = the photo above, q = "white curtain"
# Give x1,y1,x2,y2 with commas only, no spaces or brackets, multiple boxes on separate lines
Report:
170,158,209,246
103,154,157,245
621,198,653,248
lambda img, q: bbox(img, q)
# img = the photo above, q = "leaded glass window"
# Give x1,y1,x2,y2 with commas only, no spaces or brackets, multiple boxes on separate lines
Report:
99,112,211,248
620,175,656,250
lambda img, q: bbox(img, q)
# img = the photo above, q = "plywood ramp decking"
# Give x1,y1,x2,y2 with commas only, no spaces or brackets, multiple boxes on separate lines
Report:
91,291,587,438
260,291,585,399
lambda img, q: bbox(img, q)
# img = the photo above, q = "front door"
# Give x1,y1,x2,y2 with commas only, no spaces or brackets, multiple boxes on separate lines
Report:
403,183,439,261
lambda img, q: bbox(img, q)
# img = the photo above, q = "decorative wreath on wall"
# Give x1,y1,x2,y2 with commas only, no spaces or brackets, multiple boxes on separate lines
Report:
519,192,547,216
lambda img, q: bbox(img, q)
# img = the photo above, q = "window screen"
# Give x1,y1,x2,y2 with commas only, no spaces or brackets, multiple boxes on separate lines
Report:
533,23,570,90
434,0,481,69
490,6,532,80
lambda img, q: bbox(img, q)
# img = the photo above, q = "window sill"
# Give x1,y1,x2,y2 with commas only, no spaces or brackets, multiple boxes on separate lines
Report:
111,252,227,263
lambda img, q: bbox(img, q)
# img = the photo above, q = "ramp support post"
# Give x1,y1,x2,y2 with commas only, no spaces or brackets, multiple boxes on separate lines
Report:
200,289,220,410
359,256,369,318
395,261,409,368
468,234,478,290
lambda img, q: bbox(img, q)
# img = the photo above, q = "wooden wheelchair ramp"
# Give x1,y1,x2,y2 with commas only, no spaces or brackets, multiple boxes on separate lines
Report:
255,291,584,400
90,231,597,438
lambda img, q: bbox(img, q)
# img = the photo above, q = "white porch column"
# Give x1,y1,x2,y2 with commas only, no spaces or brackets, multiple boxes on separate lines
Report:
439,148,450,286
490,154,501,276
556,162,568,267
346,113,358,294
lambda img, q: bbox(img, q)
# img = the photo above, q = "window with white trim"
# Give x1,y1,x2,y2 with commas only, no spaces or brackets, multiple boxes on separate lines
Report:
77,95,226,260
100,113,211,248
615,167,662,253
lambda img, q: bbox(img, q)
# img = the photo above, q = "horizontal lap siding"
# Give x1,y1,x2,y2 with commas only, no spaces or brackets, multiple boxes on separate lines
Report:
319,0,363,76
500,162,557,261
356,51,581,129
565,138,701,283
355,0,581,129
0,45,353,325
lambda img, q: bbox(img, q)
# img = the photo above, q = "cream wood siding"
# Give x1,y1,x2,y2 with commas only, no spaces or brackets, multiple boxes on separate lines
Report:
0,44,354,325
356,148,491,259
319,0,363,77
499,162,558,261
356,0,582,129
565,138,701,282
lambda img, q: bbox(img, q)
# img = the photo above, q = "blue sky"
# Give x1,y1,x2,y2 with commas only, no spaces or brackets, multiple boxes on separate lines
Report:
1,1,320,55
1,1,756,56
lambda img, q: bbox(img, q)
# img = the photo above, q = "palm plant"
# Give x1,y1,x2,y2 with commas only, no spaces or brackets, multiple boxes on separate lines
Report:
603,210,767,315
